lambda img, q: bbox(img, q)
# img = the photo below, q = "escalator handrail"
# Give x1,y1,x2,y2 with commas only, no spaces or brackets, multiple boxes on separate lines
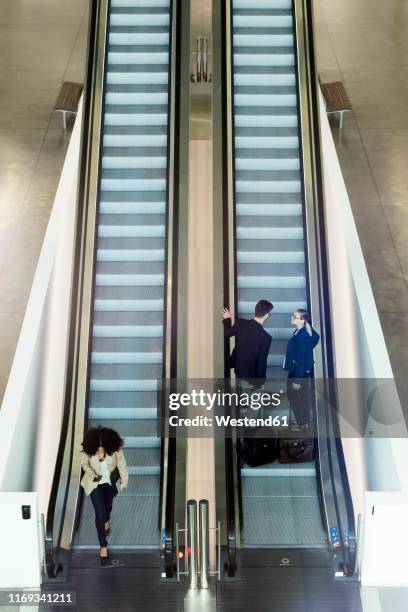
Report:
159,0,182,578
222,0,240,577
297,0,357,577
44,0,102,578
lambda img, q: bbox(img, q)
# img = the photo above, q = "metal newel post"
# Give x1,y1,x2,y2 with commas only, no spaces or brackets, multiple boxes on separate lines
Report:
199,499,210,589
187,500,198,590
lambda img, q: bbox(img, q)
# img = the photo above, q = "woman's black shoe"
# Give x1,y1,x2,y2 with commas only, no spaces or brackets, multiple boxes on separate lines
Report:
100,548,108,566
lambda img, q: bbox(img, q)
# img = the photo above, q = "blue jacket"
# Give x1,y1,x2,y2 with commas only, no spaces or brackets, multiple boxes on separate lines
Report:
283,326,320,378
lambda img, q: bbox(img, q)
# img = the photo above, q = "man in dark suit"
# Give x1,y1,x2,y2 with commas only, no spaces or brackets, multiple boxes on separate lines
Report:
223,300,273,386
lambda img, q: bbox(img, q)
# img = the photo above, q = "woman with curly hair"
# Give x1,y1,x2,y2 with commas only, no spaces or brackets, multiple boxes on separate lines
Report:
80,426,128,565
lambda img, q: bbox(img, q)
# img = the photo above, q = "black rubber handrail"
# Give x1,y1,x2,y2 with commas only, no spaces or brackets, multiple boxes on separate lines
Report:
159,0,181,579
222,0,239,578
300,0,357,577
44,0,101,578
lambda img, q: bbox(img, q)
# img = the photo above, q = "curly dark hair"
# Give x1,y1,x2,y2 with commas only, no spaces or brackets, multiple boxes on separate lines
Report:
82,426,124,457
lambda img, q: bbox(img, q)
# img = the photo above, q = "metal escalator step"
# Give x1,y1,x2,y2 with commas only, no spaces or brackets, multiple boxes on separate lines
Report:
95,300,163,313
100,191,166,203
234,26,293,35
235,85,296,95
242,496,321,518
236,169,300,181
236,146,298,156
233,8,292,17
106,74,168,87
236,215,303,228
93,311,164,326
106,83,168,94
91,363,162,380
107,44,169,54
237,252,304,264
233,13,292,30
264,327,293,340
236,170,301,192
93,324,163,337
76,494,159,548
108,46,169,65
89,389,158,409
238,276,306,289
234,45,293,54
99,213,166,227
237,238,304,251
98,225,165,238
235,91,296,107
101,172,166,191
95,274,164,287
236,227,303,240
111,0,170,6
96,261,164,275
94,285,164,299
110,25,169,33
234,65,295,75
236,127,297,137
104,125,167,135
90,406,157,420
99,202,166,214
101,167,166,179
107,65,168,73
90,379,158,392
98,237,165,250
124,475,161,496
92,342,163,356
237,204,302,216
234,0,291,8
242,475,319,498
92,336,163,353
241,516,326,547
109,30,169,47
97,248,165,262
237,262,305,276
103,144,167,154
110,7,170,14
236,150,300,170
110,9,170,28
236,192,300,205
123,447,160,467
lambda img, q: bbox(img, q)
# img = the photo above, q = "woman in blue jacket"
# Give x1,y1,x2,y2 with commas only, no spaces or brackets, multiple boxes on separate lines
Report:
283,309,320,428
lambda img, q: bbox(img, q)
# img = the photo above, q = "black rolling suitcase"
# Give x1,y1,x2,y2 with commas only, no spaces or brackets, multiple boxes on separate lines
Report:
240,437,277,467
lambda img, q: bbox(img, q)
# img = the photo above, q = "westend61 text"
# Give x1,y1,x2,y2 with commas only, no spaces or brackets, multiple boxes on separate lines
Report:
168,415,289,428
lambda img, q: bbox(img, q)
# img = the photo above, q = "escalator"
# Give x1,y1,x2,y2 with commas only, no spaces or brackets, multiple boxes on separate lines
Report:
78,0,172,551
222,0,360,600
44,0,181,588
232,0,320,550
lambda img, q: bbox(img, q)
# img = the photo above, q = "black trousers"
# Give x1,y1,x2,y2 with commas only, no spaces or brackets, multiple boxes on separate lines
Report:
287,374,313,427
90,483,115,547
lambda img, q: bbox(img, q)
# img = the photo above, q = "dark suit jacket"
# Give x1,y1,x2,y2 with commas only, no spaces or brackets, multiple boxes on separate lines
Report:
284,326,320,378
224,318,272,384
